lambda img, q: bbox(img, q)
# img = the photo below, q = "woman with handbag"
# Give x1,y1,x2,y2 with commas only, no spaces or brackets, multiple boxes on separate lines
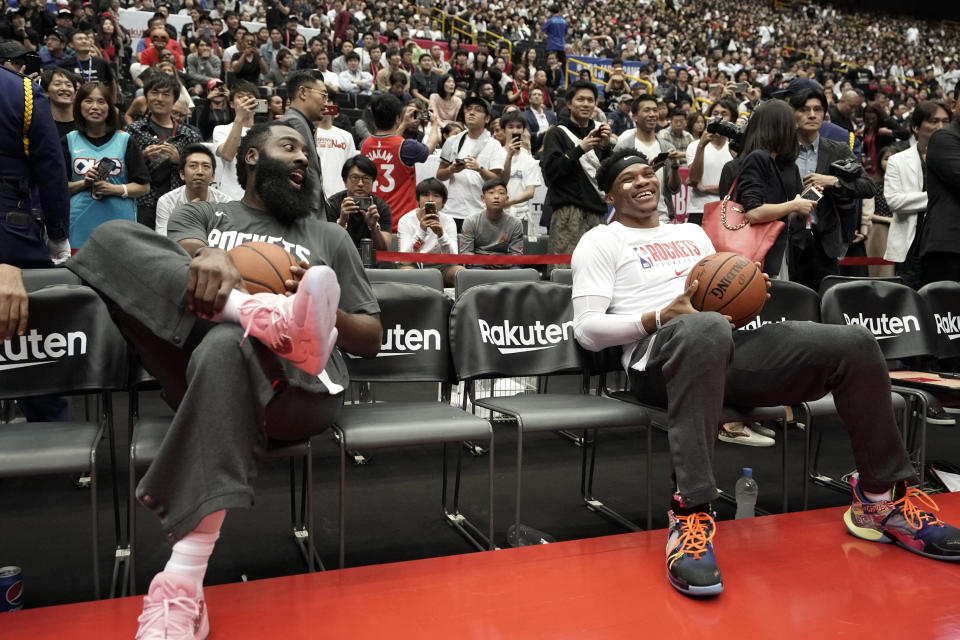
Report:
714,100,814,279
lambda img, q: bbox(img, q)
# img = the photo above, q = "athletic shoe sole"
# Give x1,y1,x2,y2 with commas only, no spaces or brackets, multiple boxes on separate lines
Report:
843,507,960,562
667,571,724,596
718,426,775,447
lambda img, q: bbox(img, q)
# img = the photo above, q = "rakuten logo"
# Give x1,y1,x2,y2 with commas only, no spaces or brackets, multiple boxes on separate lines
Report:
379,325,442,356
478,319,573,354
842,313,920,339
0,330,87,370
737,316,788,331
934,313,960,340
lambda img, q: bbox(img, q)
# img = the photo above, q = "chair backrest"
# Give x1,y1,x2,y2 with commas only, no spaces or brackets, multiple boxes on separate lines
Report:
454,267,540,299
450,281,582,379
345,281,453,383
365,267,444,291
737,279,820,331
819,274,902,297
550,268,573,285
20,267,82,292
820,280,936,360
0,285,128,399
919,281,960,361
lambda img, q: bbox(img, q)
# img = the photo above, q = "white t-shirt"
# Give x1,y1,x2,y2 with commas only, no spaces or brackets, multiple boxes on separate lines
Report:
571,221,715,371
504,149,542,227
315,124,358,197
614,131,674,221
684,139,733,214
155,184,231,236
396,208,459,255
439,130,506,219
211,124,249,201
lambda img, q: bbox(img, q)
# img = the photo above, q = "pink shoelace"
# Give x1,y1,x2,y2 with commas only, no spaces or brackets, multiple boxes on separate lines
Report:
238,297,294,354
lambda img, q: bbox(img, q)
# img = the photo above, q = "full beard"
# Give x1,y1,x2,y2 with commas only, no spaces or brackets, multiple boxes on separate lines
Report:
254,154,315,224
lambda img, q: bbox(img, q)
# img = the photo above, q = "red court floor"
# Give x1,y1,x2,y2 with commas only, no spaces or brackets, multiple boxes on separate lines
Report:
7,493,960,639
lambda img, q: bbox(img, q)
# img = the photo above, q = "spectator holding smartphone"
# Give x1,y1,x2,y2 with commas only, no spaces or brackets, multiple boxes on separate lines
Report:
325,155,392,252
64,82,150,248
397,178,464,286
500,111,542,231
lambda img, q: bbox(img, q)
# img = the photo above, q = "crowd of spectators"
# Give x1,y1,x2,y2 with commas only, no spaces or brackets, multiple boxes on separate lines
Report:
1,0,959,283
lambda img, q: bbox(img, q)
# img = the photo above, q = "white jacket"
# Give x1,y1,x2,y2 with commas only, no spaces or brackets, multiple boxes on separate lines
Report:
883,145,926,263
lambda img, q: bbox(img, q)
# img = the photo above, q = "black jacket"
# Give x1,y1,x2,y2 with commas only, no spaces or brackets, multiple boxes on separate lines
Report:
805,136,876,258
540,117,611,215
920,122,960,256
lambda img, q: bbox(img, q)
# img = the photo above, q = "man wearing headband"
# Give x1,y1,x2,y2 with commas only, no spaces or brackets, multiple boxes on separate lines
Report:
571,148,960,598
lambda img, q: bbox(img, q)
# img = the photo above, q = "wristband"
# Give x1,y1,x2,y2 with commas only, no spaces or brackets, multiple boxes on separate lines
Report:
655,308,662,330
122,184,129,198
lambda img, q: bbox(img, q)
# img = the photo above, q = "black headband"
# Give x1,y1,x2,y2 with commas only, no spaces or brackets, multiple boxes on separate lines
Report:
599,153,648,193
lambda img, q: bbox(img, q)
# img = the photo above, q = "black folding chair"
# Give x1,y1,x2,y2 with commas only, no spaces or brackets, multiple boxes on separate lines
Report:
450,281,650,545
454,267,540,299
0,285,127,599
332,282,494,568
365,267,444,291
811,280,938,501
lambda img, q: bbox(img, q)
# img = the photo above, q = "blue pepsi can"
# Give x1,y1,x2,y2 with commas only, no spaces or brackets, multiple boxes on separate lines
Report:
0,566,23,612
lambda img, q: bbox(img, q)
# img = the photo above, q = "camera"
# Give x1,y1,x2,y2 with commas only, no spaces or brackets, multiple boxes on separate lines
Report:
829,157,863,181
706,117,744,141
417,110,430,126
353,196,372,211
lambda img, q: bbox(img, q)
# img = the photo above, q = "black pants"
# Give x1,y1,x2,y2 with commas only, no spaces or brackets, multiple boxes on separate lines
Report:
921,251,960,286
789,227,840,291
628,313,916,507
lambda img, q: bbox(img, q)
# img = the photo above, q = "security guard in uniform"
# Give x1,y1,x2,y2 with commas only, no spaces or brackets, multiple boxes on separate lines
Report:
0,61,71,421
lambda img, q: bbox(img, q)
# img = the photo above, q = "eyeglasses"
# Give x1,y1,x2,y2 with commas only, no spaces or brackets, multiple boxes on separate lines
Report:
346,174,373,184
306,87,328,99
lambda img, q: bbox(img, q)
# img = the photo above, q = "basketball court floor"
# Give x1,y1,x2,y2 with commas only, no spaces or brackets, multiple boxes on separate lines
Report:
7,492,960,639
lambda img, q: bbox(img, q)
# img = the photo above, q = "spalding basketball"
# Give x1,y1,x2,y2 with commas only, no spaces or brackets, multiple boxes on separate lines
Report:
228,242,300,294
685,252,767,328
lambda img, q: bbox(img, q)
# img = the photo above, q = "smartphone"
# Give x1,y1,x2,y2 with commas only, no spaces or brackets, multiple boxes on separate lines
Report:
733,82,748,94
653,151,670,164
424,202,437,216
96,158,118,180
801,186,823,203
454,158,466,167
353,196,371,211
512,132,522,143
325,103,339,116
255,99,268,114
20,52,42,76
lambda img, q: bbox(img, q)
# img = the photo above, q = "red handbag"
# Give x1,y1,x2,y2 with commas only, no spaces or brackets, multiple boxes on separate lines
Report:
701,177,785,268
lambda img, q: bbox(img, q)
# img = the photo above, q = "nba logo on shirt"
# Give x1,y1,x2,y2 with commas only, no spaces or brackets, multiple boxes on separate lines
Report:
633,247,653,269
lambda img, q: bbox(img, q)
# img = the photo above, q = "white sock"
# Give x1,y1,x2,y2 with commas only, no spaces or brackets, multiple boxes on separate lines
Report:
163,510,226,591
214,290,253,323
863,489,892,503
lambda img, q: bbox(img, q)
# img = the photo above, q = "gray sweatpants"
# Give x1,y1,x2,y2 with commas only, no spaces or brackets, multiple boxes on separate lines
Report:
67,221,342,542
629,312,916,508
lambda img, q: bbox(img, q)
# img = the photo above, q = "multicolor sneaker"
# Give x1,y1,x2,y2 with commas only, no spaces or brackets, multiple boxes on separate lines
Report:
237,265,340,376
844,475,960,561
135,572,209,640
666,497,723,596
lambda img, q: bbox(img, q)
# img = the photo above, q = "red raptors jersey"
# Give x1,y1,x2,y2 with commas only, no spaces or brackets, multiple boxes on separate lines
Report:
361,134,418,232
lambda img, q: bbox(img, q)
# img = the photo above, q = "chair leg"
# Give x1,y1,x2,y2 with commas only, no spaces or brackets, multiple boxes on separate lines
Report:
646,422,653,530
581,428,642,532
802,404,811,511
781,416,789,514
337,429,346,570
443,439,494,551
90,447,101,600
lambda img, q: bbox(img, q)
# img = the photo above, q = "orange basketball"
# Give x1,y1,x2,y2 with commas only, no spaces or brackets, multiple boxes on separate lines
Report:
685,252,767,328
228,242,300,295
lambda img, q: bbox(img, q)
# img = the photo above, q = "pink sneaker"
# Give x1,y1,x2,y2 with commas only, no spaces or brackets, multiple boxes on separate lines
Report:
135,572,209,640
237,265,340,375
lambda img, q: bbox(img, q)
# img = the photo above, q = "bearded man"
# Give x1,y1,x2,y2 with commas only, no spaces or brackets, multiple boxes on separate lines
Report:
64,120,382,639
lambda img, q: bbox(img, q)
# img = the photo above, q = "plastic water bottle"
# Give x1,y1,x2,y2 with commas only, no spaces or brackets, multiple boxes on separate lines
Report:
735,468,758,519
